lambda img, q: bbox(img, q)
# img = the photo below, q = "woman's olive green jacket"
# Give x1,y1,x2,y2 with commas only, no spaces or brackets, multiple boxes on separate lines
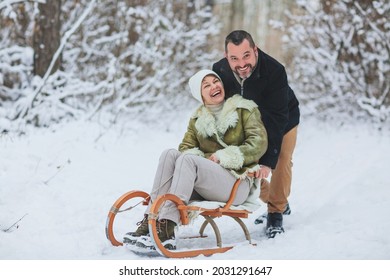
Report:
178,94,268,179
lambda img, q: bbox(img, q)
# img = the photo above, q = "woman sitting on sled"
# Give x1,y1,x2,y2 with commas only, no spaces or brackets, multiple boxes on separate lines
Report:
123,69,268,251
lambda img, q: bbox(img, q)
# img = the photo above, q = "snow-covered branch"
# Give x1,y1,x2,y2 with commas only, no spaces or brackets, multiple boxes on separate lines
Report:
1,0,220,131
282,0,390,124
15,0,97,119
353,1,390,54
0,0,45,10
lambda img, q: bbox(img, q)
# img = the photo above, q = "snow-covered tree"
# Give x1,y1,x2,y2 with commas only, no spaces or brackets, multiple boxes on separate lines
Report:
0,2,35,102
283,0,390,125
0,0,220,131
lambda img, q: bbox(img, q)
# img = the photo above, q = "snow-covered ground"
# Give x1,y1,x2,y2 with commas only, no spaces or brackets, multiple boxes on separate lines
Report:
1,114,389,277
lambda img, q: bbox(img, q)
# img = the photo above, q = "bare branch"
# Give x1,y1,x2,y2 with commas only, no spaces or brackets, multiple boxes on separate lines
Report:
1,213,28,233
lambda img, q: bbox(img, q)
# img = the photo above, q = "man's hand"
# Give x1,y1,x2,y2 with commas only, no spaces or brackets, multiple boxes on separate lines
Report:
255,165,271,179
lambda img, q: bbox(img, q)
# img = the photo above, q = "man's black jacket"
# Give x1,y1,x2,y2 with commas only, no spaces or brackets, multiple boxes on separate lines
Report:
213,49,300,169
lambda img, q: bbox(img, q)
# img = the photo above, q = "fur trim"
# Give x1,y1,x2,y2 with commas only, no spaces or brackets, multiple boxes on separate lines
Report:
193,106,218,139
215,146,244,169
192,95,258,140
229,94,258,111
182,147,205,157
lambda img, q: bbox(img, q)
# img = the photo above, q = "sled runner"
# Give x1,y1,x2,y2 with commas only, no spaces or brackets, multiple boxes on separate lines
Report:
105,178,258,258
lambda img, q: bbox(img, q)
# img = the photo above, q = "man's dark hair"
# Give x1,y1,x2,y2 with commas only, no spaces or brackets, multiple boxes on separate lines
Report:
224,30,256,52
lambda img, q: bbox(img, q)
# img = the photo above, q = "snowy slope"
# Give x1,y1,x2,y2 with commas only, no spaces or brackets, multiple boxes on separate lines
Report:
0,115,389,261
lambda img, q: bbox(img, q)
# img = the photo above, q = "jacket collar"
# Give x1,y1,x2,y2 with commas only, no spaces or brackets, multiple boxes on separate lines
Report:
191,95,257,138
249,47,262,80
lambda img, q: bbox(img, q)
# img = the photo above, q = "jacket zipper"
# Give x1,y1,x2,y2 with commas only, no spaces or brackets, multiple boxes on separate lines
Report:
240,79,245,96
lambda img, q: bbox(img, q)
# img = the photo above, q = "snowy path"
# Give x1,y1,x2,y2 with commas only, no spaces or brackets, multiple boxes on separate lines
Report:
0,118,389,260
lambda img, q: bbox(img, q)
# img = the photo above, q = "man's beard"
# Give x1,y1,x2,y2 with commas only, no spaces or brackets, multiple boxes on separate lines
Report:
234,64,254,79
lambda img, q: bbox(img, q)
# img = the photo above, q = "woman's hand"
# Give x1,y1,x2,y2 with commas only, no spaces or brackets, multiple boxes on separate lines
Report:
255,165,271,179
208,153,220,163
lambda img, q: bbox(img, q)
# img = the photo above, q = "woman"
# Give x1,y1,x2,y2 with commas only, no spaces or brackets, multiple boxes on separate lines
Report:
124,69,268,250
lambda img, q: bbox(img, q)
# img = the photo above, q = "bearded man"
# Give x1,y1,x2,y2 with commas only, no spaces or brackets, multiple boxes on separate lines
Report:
213,30,300,238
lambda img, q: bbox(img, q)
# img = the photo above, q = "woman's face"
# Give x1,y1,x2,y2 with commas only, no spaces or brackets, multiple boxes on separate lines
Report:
200,75,225,105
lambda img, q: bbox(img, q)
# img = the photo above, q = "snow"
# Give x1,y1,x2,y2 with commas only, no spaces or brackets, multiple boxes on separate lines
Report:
1,112,389,260
1,1,389,278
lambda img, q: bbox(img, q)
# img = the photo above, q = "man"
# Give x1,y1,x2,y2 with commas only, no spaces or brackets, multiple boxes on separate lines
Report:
212,30,300,238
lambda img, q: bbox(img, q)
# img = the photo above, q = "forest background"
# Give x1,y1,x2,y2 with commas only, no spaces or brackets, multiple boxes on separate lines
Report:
1,2,390,278
1,0,389,133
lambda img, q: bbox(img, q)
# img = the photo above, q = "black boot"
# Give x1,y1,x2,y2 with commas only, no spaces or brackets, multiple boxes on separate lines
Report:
283,202,291,215
254,202,291,224
266,212,284,238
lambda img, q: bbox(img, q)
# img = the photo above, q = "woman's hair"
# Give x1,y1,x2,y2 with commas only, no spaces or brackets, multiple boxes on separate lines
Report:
224,30,256,52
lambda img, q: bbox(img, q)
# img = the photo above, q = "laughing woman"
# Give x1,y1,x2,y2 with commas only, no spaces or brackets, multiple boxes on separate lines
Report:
124,69,268,251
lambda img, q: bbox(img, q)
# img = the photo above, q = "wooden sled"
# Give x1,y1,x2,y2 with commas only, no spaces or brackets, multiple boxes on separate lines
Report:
105,178,256,258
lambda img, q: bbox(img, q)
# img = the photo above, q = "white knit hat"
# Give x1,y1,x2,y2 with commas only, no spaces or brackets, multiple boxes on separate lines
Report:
188,69,223,103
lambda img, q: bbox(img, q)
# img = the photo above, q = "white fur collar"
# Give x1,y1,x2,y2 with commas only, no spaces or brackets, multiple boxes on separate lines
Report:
191,95,258,139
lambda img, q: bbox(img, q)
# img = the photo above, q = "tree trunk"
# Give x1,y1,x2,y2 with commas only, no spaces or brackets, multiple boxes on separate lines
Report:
33,0,61,77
